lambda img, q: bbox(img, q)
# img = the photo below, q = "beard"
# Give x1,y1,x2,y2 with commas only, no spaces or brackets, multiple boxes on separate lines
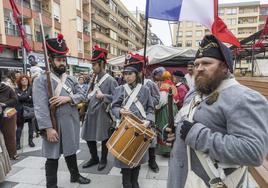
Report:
195,68,225,95
53,65,66,75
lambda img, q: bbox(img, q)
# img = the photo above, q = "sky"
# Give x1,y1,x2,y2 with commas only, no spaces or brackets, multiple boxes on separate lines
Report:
121,0,268,46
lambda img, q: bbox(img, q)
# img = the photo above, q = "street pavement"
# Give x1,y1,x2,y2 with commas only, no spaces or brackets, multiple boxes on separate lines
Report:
0,125,168,188
0,125,259,188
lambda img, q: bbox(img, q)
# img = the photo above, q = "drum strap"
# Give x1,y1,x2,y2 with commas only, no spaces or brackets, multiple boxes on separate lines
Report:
123,84,146,118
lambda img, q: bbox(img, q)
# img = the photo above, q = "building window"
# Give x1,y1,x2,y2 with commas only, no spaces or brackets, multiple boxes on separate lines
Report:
230,29,236,34
186,40,192,47
260,8,268,15
195,40,201,47
109,0,117,13
196,30,202,37
77,38,83,52
176,42,182,47
76,0,81,10
186,21,193,27
178,31,183,37
129,31,135,40
227,18,236,26
53,2,61,22
196,23,202,27
186,31,192,37
76,16,82,32
110,30,117,41
226,8,237,15
219,8,224,16
33,0,41,12
110,45,117,55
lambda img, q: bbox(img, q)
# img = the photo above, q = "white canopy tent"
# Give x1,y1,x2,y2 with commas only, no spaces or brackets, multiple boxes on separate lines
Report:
108,45,197,67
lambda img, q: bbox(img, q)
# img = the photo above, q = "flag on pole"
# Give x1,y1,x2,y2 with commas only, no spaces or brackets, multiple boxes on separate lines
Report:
145,0,240,47
9,0,32,52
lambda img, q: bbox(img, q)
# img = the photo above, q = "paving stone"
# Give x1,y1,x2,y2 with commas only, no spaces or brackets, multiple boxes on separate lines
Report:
0,181,18,188
6,168,45,185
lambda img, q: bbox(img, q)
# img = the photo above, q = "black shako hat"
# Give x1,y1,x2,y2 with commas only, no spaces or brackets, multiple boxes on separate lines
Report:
123,53,146,73
46,33,69,57
91,45,108,63
173,71,185,77
195,34,234,73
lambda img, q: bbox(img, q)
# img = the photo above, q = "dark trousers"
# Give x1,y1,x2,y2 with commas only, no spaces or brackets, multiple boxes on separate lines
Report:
16,117,34,145
45,154,80,188
87,139,108,162
122,166,140,188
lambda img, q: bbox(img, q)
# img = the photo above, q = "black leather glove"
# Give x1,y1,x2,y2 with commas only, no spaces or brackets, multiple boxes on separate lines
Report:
180,120,194,141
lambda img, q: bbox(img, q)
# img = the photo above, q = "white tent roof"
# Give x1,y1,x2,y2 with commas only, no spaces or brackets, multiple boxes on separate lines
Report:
108,45,197,67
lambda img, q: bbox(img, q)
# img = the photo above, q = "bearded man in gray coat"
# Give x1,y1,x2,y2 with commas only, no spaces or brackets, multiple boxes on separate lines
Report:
33,34,90,188
166,34,268,188
82,45,118,171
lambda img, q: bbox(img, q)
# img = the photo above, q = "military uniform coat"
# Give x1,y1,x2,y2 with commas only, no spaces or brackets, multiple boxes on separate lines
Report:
144,79,160,148
81,72,118,141
167,79,268,188
111,84,155,168
33,73,85,159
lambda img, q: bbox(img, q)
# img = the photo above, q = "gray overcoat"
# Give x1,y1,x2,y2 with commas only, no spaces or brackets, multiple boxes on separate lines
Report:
111,84,155,168
81,72,118,141
144,79,160,148
167,81,268,188
33,73,86,159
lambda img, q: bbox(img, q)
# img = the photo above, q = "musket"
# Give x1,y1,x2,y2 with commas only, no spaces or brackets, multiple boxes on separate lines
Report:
39,13,58,133
167,87,175,133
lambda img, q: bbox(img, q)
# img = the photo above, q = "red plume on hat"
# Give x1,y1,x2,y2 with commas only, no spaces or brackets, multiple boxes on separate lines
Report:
91,45,108,63
57,33,64,41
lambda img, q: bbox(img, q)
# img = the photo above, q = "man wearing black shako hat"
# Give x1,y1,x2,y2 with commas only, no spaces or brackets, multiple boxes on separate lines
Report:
166,35,268,188
33,34,91,188
81,45,118,171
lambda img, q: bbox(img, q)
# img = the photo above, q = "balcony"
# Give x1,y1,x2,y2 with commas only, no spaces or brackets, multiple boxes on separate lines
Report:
92,30,113,45
83,11,90,21
238,12,259,17
83,33,90,42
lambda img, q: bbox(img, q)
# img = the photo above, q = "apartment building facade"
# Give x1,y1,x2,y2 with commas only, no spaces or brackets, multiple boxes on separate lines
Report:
91,0,145,59
0,0,92,73
172,1,267,49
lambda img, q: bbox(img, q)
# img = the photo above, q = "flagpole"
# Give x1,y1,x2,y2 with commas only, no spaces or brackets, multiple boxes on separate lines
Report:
143,1,150,84
21,0,27,74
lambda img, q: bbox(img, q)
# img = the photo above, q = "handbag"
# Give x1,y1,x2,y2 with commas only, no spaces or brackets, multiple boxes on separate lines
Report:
23,105,35,119
3,107,17,119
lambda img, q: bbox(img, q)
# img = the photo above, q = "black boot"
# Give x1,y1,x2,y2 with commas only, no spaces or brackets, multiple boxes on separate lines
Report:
98,139,108,171
28,138,35,147
122,168,132,188
65,154,91,184
83,141,99,168
45,159,58,188
131,166,140,188
148,148,159,173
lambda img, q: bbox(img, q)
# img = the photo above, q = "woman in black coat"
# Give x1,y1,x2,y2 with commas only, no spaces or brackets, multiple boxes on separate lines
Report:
15,75,35,149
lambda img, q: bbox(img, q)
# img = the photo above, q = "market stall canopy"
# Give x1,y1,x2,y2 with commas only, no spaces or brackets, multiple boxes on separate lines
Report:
108,45,197,67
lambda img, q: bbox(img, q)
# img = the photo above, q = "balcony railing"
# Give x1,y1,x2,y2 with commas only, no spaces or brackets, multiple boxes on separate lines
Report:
5,27,32,40
35,32,42,42
5,27,20,37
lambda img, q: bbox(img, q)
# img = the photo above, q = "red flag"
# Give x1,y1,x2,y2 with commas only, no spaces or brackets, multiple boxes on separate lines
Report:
253,16,268,49
212,0,240,47
212,16,241,47
9,0,32,52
